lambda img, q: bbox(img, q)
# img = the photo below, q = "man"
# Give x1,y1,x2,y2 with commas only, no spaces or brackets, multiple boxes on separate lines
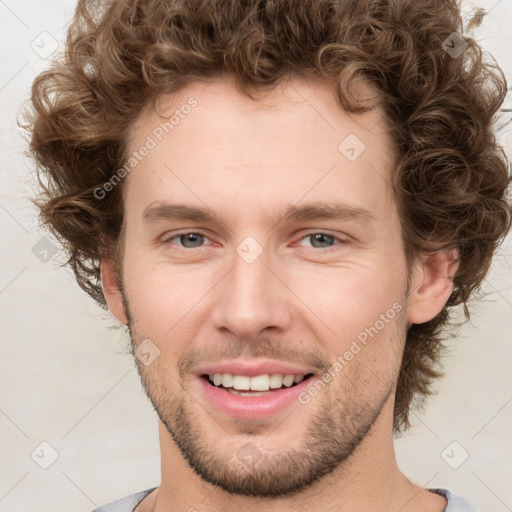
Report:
23,0,510,510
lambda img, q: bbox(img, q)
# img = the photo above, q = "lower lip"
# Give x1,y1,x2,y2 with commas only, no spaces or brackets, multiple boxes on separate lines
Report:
197,375,315,419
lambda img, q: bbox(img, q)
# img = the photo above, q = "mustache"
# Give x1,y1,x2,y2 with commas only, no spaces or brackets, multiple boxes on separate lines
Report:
171,337,331,380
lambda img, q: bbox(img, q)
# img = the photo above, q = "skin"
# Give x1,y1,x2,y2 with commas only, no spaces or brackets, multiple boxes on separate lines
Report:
101,76,458,512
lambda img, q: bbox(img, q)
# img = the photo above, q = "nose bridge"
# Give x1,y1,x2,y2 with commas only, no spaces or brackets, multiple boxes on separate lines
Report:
211,240,291,337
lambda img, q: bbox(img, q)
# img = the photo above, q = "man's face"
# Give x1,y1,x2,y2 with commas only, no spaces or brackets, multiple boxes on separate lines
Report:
108,77,412,497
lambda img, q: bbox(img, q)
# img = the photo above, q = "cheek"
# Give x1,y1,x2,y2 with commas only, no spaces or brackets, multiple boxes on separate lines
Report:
122,252,215,330
289,263,405,339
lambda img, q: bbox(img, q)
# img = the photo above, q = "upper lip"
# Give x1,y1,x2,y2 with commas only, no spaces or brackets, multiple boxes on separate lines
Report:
194,359,316,378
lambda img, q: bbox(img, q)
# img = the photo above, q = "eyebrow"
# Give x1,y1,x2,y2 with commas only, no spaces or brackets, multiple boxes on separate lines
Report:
142,200,375,227
142,201,376,228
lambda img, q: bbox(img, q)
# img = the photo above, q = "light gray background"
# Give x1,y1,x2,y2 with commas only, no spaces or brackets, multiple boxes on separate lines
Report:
0,1,511,511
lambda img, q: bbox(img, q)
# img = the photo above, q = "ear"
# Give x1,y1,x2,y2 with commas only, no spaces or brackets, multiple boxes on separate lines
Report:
407,247,460,325
100,258,128,325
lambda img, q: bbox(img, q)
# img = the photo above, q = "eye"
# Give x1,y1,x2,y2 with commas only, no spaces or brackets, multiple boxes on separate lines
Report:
161,231,348,251
296,232,347,251
163,231,211,249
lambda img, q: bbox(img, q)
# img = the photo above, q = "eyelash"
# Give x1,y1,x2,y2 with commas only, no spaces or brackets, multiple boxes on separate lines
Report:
162,231,348,252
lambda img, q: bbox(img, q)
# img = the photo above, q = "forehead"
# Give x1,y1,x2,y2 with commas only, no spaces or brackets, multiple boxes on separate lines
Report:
123,77,396,224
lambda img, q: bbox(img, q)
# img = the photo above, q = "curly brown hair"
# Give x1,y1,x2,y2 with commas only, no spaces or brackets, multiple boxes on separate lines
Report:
21,0,511,434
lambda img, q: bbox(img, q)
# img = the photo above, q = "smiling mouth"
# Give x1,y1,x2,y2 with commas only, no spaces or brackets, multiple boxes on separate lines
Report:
201,373,315,396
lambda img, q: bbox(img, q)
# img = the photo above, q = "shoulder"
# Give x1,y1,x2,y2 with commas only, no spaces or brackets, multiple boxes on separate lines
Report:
428,488,480,512
91,487,158,512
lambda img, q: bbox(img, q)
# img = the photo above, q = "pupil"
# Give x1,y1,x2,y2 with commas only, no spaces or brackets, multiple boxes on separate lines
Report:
182,233,203,248
312,233,333,248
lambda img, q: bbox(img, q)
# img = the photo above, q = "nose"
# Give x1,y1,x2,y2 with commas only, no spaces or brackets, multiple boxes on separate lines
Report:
211,243,292,339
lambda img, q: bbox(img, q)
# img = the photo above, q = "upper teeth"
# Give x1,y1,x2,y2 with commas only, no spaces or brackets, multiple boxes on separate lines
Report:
209,373,305,391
